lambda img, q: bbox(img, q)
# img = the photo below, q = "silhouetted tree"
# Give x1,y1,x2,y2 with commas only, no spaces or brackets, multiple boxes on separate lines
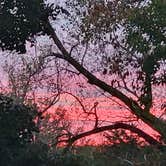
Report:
0,94,38,165
0,0,165,146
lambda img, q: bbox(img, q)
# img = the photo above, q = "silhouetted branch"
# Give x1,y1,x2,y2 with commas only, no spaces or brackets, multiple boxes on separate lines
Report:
67,123,161,147
43,19,166,142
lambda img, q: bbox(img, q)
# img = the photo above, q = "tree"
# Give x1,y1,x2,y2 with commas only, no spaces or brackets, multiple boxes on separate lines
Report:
0,94,38,165
0,0,165,145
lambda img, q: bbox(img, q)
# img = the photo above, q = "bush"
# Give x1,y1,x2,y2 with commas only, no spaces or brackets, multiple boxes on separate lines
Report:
0,94,38,166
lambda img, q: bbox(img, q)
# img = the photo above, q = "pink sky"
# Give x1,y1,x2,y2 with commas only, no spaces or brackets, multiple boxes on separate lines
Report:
44,91,165,146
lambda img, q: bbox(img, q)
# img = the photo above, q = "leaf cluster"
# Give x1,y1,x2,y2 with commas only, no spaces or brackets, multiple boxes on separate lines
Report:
0,94,38,147
0,0,66,53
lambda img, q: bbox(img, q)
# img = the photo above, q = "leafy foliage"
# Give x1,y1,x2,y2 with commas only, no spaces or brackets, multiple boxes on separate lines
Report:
0,0,66,53
0,94,38,165
13,142,53,166
0,2,165,166
69,0,166,110
126,0,166,74
0,0,166,151
48,144,166,166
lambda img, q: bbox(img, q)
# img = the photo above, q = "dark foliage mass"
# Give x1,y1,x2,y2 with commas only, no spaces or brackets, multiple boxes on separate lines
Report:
14,143,166,166
0,0,66,53
0,94,38,166
0,0,44,53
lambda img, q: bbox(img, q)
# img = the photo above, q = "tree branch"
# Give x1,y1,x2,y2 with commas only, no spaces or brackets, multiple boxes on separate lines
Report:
44,20,166,142
67,122,161,147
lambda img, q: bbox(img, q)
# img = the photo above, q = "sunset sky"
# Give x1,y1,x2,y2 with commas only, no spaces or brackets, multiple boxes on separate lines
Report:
0,45,165,146
0,0,165,146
